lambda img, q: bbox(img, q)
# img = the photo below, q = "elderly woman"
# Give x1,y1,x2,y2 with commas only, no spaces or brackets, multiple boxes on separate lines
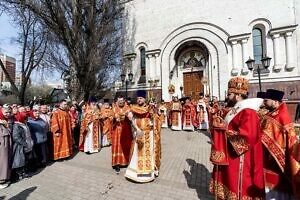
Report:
0,105,13,189
27,105,48,167
12,112,33,181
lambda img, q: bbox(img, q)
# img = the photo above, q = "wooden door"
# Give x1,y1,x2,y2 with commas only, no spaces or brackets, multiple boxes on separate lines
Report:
183,71,204,100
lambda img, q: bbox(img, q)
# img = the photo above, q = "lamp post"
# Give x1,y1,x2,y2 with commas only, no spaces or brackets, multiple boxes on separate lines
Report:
246,55,271,92
180,85,183,98
120,71,133,100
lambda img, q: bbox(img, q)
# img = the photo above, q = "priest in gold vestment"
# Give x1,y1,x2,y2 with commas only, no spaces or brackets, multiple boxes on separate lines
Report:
125,90,161,183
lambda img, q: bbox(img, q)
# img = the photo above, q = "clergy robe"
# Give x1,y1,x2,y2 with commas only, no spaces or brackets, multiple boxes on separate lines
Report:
79,108,101,153
111,104,133,167
182,103,198,131
51,109,73,160
125,105,161,183
170,101,182,131
260,102,300,200
209,98,265,199
158,104,168,128
100,107,114,147
197,99,209,130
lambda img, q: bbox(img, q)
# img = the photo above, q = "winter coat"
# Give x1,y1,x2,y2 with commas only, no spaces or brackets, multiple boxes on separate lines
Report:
27,118,48,144
0,121,12,180
11,122,27,169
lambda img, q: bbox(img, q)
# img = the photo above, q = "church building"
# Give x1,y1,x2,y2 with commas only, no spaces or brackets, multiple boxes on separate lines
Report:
120,0,300,104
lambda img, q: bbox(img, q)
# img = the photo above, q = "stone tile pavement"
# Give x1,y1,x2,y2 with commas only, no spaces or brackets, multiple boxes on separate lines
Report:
0,129,214,200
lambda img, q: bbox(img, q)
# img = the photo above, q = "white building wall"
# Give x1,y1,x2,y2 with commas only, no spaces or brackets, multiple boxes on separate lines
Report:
123,0,300,101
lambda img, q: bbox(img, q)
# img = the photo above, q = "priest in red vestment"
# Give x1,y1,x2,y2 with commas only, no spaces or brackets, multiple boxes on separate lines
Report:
111,96,133,174
209,77,265,199
100,99,114,147
182,97,198,131
169,96,182,131
158,100,168,128
51,99,73,160
260,89,300,200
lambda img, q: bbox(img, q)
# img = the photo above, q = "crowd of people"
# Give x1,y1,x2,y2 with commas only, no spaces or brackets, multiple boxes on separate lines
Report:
0,77,300,200
0,90,162,190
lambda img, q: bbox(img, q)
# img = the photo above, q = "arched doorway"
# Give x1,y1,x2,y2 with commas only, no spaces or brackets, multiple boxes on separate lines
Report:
174,41,209,100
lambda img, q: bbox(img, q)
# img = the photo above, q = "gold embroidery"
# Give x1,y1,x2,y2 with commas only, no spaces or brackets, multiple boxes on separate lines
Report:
261,133,285,172
210,150,225,163
136,118,152,174
209,179,264,200
228,135,249,156
209,179,237,199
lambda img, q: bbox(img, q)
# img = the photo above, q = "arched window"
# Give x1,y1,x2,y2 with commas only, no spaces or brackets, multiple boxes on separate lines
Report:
252,28,263,64
138,47,146,83
140,47,146,76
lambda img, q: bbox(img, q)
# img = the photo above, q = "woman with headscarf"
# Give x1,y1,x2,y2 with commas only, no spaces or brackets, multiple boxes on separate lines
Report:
11,112,33,181
27,105,48,167
0,104,13,189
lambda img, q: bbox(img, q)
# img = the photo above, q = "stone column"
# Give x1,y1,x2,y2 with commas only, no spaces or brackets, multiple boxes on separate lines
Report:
241,39,249,75
154,53,159,80
272,33,282,71
145,50,161,88
284,31,294,70
146,54,153,83
231,41,239,76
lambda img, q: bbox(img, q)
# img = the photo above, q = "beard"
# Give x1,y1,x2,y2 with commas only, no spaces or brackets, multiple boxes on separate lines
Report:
138,101,145,106
226,97,237,108
265,105,276,112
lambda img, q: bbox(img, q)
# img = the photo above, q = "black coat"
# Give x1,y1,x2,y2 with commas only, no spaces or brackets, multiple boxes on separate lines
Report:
12,123,27,169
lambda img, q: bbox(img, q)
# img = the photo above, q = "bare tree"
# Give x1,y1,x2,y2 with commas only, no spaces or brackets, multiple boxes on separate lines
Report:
2,0,125,100
0,5,49,104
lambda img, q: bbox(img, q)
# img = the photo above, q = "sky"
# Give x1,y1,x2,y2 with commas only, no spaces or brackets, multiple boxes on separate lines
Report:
0,12,62,85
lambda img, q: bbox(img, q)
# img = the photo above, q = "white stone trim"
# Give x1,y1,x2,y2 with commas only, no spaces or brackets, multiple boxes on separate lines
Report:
248,75,300,83
269,25,298,36
284,31,296,71
228,33,251,42
228,33,251,76
271,33,283,71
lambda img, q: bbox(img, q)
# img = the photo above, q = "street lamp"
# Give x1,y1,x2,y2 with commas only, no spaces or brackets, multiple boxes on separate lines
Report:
180,85,183,98
120,71,133,100
246,55,271,92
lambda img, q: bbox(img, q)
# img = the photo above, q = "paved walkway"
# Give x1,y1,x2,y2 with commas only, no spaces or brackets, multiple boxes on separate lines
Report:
1,129,214,200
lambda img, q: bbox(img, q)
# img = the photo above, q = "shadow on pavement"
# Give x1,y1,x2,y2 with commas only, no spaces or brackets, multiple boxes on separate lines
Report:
199,130,211,139
183,158,213,199
0,196,5,200
53,148,79,163
8,186,37,200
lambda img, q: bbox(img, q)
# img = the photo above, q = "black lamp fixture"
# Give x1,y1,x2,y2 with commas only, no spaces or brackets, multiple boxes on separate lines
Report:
128,71,133,82
245,55,272,92
120,71,134,100
261,55,271,69
179,85,183,98
169,70,174,79
120,73,126,82
245,57,255,71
